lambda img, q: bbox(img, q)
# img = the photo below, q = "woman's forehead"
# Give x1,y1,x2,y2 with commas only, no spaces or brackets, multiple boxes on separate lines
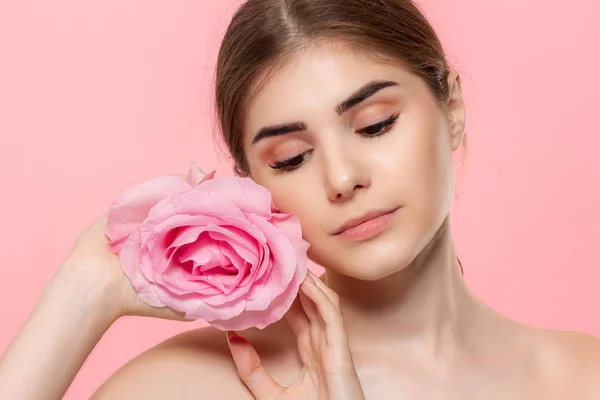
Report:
242,43,415,133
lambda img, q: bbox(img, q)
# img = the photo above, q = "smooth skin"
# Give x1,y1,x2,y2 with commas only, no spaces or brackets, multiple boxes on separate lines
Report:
2,42,600,399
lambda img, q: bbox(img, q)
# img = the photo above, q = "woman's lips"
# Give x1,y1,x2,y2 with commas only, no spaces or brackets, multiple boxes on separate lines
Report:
333,208,398,242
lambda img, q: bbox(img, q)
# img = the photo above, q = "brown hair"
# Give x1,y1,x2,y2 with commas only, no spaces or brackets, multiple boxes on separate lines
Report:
215,0,453,177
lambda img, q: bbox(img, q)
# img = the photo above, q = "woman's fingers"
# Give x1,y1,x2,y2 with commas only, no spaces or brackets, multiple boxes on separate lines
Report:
285,296,310,336
285,272,332,334
300,274,344,335
227,331,283,398
307,271,340,310
299,288,320,325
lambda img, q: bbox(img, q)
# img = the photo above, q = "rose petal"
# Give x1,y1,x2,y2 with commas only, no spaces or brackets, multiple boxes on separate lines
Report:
154,285,247,322
178,233,231,272
106,175,192,253
269,213,308,250
205,226,267,301
207,225,261,267
145,190,246,226
154,264,222,296
187,162,216,186
148,214,223,250
216,240,247,272
153,260,218,295
119,228,165,307
146,224,256,299
209,269,303,331
240,214,302,311
197,177,273,218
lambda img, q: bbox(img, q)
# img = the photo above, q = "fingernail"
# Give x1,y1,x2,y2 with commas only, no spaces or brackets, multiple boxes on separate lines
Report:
227,330,248,345
305,274,316,286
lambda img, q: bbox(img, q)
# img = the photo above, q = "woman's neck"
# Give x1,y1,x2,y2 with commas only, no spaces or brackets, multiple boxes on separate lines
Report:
322,221,496,362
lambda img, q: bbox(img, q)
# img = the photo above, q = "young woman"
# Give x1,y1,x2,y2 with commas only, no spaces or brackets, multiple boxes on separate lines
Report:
1,0,599,399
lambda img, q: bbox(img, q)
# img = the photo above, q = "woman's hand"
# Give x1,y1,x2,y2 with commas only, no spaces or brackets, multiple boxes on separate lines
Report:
227,271,365,400
0,214,187,400
63,214,187,321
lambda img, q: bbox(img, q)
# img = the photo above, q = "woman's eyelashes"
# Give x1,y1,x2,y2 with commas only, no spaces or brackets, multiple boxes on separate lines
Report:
269,112,400,172
356,112,399,137
269,151,311,171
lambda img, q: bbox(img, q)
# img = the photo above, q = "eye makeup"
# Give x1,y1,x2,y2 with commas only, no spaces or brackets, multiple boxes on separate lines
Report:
268,111,400,172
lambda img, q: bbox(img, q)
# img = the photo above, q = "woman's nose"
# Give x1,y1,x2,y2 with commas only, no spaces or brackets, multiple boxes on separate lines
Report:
324,145,371,202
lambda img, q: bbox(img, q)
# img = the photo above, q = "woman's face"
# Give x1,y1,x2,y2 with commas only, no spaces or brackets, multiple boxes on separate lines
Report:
243,42,466,281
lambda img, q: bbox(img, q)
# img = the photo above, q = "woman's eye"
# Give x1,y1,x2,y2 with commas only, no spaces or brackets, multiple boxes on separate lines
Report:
356,113,400,137
267,114,399,172
269,151,310,171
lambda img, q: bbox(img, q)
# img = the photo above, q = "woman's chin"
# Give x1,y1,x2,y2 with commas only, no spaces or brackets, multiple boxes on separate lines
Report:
308,235,418,282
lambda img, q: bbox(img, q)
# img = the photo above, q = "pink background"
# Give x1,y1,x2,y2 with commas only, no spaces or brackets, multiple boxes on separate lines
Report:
1,0,599,398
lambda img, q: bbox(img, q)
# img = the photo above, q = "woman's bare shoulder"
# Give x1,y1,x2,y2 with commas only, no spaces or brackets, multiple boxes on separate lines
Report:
532,327,600,397
91,321,299,400
91,326,249,400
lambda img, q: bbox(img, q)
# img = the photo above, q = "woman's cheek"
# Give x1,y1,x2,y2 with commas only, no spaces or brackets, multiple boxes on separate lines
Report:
271,182,313,221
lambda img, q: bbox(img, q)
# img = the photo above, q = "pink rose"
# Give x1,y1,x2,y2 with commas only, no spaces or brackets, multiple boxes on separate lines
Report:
106,163,309,331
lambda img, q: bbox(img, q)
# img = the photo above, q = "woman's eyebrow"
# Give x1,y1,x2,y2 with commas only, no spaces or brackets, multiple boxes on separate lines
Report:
252,122,307,145
251,80,398,145
335,80,398,115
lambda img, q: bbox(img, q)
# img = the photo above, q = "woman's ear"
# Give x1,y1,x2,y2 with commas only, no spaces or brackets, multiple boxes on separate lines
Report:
446,72,467,151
